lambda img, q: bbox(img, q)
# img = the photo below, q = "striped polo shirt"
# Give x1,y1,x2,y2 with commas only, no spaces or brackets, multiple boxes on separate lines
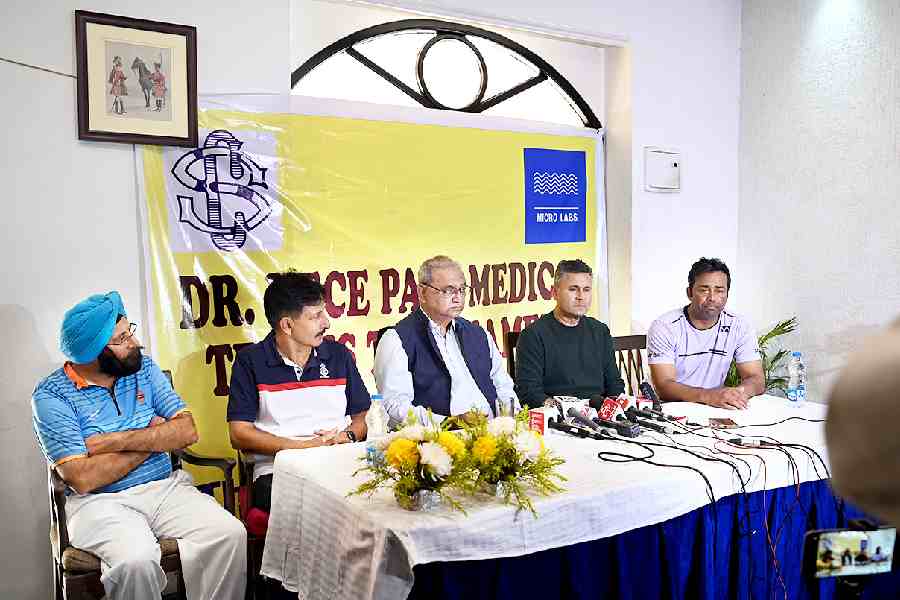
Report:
647,307,760,390
227,332,371,480
32,356,188,493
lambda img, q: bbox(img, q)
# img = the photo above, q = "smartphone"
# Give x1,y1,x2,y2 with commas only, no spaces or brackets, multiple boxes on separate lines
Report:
709,417,739,429
803,527,896,578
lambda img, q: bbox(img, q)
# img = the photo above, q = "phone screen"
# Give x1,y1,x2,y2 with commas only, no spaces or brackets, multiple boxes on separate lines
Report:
807,528,896,578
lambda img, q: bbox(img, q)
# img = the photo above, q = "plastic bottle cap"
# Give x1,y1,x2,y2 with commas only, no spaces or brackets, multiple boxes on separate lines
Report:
791,351,801,357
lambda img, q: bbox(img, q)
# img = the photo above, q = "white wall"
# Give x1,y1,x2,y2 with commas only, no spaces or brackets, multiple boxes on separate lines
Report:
739,0,900,401
0,2,289,598
2,1,741,597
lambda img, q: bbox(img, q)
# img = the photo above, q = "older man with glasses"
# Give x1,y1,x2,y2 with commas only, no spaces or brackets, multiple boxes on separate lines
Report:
374,255,518,426
31,291,246,600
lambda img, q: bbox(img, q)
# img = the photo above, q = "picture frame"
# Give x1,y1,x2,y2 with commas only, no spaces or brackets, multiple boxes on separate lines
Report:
75,10,198,147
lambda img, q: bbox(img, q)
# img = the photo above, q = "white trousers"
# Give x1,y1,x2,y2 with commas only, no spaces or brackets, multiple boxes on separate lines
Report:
66,470,247,600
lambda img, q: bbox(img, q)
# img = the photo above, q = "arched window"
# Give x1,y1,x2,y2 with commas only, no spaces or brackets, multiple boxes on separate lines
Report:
291,19,601,129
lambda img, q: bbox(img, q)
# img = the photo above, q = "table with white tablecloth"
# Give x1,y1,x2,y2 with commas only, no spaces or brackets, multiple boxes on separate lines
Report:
260,396,845,600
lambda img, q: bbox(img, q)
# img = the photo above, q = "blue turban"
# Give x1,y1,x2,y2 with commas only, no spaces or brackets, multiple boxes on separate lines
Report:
60,291,126,364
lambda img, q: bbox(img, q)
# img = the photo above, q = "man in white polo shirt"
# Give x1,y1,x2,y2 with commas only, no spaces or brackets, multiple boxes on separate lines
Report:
647,257,764,409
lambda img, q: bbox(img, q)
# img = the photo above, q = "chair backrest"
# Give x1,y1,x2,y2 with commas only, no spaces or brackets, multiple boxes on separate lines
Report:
48,466,69,566
236,451,254,518
504,330,521,380
372,326,392,357
612,334,647,396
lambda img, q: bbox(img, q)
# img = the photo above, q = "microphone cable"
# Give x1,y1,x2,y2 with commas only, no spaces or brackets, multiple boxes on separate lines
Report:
597,436,721,572
730,415,824,428
596,439,717,507
667,423,808,599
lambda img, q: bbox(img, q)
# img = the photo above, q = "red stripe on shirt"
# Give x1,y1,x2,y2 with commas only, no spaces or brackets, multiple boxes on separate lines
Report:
257,378,347,392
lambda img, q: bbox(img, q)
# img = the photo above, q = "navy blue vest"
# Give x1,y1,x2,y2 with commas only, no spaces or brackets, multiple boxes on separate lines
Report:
392,309,498,417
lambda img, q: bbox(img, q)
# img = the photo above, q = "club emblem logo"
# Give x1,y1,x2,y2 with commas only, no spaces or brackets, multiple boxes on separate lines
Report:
170,130,274,251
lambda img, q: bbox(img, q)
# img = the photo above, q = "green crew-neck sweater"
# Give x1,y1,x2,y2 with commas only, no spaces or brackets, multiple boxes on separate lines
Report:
513,312,625,408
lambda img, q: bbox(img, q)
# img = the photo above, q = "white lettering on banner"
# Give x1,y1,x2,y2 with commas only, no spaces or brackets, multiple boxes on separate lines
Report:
535,211,580,224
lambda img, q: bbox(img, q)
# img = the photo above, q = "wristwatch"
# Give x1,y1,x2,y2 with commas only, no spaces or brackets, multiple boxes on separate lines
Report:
344,429,357,443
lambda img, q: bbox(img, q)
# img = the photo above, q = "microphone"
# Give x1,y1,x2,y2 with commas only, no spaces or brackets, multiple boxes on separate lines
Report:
548,418,613,440
641,405,680,422
589,396,625,422
625,408,674,434
640,381,663,413
628,405,666,422
567,407,603,432
596,415,641,438
548,419,590,438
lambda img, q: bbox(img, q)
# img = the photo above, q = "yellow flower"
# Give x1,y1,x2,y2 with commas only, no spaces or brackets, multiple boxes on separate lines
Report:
437,431,466,459
385,438,419,470
472,435,498,464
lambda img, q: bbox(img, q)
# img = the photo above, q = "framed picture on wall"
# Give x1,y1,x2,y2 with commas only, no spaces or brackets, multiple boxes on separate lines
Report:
75,10,198,146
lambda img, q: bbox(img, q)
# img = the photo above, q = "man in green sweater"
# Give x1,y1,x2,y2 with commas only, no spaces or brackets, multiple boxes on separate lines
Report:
514,259,625,408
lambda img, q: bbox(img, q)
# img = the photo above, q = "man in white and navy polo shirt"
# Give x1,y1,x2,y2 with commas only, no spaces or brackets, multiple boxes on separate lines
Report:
227,272,370,511
647,257,765,409
32,291,246,600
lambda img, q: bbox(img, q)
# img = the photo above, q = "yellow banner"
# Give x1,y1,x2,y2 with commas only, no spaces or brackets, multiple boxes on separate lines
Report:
140,107,597,480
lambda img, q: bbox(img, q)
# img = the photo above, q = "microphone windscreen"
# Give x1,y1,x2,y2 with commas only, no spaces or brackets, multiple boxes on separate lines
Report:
640,381,659,401
596,397,624,422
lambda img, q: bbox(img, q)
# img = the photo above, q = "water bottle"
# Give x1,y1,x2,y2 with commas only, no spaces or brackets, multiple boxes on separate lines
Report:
364,395,389,466
787,351,806,405
365,394,388,438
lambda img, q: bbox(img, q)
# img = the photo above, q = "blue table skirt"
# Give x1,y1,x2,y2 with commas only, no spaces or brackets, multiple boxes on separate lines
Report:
409,480,900,600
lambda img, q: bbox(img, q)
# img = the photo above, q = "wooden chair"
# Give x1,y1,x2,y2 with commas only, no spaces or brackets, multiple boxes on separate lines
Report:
504,330,521,379
235,451,269,600
49,449,236,600
612,334,647,396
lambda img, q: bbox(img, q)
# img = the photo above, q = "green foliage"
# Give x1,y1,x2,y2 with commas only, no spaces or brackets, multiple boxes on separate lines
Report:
725,316,797,394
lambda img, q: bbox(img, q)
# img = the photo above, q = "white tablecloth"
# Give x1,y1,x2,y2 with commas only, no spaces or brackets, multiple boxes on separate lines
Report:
260,396,830,600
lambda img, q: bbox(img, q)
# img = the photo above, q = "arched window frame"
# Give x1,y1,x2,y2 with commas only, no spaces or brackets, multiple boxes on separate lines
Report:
291,19,602,129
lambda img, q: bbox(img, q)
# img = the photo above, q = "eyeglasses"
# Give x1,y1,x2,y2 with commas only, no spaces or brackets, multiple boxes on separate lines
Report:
108,323,138,346
422,283,469,298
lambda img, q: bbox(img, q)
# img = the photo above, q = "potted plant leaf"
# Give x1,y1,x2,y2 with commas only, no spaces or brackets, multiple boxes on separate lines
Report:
725,316,798,395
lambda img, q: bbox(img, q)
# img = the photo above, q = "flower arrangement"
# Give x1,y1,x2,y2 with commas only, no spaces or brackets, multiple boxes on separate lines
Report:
350,409,566,516
461,410,566,516
350,420,479,511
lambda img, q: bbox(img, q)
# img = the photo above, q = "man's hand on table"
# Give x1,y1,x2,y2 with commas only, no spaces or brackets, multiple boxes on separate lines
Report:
312,427,352,445
699,386,748,410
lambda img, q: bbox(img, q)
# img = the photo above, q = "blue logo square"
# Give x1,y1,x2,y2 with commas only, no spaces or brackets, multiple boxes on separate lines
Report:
523,148,587,244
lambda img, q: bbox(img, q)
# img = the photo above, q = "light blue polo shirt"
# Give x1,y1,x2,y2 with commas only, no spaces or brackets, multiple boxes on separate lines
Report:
32,356,187,494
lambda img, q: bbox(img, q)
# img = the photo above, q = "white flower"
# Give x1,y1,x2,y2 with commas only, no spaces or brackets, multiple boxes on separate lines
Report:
513,430,543,461
398,424,426,441
418,442,453,478
487,416,517,437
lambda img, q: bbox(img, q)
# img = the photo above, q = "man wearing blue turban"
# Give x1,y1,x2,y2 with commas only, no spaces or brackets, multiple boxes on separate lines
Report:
32,291,247,600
